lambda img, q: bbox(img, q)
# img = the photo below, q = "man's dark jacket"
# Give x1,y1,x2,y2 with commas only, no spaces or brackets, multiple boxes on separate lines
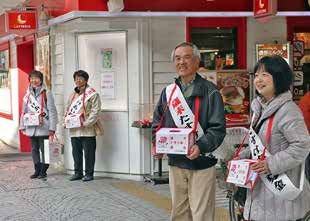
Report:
152,74,226,170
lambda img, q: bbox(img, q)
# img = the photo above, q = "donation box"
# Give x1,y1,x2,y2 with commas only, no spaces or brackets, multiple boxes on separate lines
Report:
155,128,195,155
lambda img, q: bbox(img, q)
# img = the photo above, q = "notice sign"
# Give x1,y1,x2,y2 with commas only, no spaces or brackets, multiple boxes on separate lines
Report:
101,72,115,99
5,11,37,31
254,0,277,21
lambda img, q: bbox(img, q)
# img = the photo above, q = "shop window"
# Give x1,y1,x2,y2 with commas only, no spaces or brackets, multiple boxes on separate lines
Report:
191,27,238,71
187,17,246,70
0,49,9,88
0,47,12,117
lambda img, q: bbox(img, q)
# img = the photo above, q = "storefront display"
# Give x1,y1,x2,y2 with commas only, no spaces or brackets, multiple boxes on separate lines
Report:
293,34,310,102
200,70,250,126
218,70,250,126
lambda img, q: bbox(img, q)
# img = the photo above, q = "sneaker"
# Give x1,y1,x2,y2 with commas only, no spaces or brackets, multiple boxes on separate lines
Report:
69,174,83,181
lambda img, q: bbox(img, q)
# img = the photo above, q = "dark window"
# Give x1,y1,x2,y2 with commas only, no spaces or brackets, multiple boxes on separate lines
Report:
191,27,238,70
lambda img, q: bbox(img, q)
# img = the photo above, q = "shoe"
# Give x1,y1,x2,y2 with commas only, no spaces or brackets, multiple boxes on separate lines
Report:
30,174,39,179
82,176,94,182
38,174,47,179
69,174,83,181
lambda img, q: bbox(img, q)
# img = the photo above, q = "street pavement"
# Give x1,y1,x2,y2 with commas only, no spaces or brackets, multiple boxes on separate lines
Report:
0,141,230,221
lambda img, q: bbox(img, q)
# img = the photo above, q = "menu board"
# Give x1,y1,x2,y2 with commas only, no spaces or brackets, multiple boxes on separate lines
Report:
217,70,250,126
256,43,290,64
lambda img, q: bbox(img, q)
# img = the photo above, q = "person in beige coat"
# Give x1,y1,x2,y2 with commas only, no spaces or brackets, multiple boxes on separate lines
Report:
64,70,102,182
238,55,310,221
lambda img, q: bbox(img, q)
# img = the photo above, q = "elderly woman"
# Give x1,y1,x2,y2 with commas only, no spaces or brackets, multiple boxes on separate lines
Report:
238,55,310,221
20,70,58,179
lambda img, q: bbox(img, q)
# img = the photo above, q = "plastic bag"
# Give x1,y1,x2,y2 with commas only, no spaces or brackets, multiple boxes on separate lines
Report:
43,138,64,169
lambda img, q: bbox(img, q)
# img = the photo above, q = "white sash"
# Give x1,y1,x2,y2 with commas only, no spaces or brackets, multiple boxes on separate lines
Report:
67,87,97,116
249,119,305,200
23,90,43,114
166,84,204,140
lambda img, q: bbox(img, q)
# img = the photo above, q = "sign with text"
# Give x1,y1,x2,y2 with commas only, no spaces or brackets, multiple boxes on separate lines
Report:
254,0,277,21
5,11,37,32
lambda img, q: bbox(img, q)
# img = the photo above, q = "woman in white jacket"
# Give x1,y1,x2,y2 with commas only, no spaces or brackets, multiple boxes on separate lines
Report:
19,70,58,179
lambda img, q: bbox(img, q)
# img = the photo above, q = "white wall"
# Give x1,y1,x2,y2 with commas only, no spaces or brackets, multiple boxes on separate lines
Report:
151,17,186,103
150,17,186,172
246,16,287,72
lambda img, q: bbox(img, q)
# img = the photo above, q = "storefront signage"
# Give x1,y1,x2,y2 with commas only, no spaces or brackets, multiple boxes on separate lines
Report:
5,11,37,32
254,0,277,21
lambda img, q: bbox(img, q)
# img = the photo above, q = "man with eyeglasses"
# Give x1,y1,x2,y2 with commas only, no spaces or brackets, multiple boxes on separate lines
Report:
152,42,226,221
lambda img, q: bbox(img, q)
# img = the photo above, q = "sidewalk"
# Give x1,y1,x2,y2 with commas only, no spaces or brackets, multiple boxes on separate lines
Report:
0,139,19,154
0,150,230,221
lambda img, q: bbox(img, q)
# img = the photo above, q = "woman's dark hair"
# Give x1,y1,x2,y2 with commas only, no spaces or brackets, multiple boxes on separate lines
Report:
73,70,89,81
28,70,44,83
254,55,293,96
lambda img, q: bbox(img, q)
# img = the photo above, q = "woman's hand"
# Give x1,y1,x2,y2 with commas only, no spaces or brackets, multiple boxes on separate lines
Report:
252,160,269,174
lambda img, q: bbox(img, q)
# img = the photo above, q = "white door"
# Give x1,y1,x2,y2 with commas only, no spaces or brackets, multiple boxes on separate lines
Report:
77,32,129,173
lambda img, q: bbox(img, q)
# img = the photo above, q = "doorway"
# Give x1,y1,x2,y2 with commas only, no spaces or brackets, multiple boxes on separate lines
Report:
17,41,34,152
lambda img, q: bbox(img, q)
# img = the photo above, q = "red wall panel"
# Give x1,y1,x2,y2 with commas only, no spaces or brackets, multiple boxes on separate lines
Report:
79,0,108,11
123,0,253,12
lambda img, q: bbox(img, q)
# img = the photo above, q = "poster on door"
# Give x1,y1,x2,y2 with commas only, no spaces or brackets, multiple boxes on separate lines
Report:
101,48,113,69
101,72,115,99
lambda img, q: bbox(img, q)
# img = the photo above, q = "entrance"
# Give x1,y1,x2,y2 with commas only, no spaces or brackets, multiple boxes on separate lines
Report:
17,41,34,152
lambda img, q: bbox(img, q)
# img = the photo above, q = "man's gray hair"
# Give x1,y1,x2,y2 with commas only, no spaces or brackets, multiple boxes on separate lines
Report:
171,42,201,62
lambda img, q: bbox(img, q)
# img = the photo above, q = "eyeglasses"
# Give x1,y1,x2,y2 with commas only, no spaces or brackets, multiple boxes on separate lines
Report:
74,77,86,82
30,77,41,81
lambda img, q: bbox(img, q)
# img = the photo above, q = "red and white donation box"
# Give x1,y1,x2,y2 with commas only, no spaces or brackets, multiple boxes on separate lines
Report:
155,128,195,155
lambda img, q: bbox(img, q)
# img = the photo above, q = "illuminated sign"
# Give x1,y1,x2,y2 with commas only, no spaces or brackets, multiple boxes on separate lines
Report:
5,11,37,32
254,0,277,18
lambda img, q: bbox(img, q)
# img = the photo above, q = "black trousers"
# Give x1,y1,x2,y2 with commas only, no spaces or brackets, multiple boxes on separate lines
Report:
29,136,49,175
71,137,96,177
